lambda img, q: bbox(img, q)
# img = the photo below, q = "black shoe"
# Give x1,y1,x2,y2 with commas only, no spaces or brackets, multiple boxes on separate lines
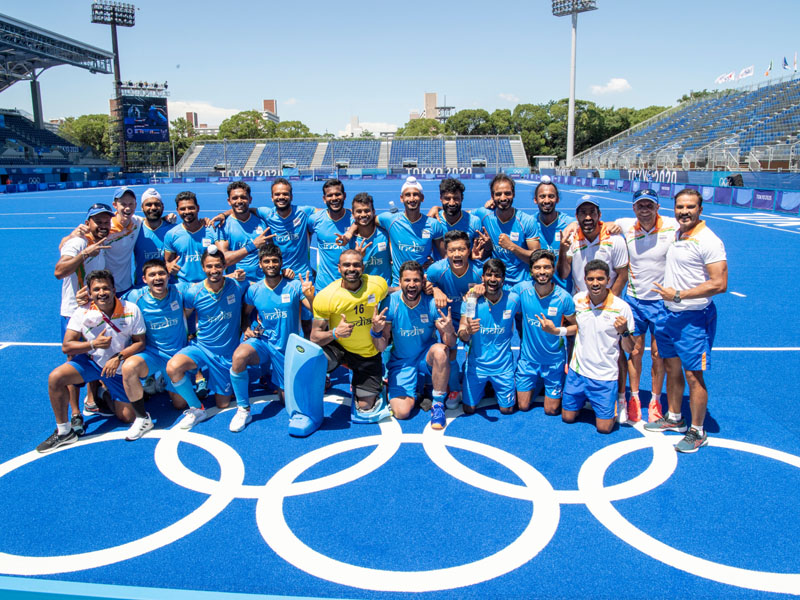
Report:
36,429,78,453
70,414,85,436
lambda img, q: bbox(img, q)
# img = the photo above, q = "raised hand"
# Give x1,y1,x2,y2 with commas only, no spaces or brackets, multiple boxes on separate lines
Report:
166,255,181,275
614,314,629,335
371,305,388,333
432,286,449,309
497,233,515,251
436,306,453,331
300,271,315,298
83,239,112,259
651,281,675,301
335,314,355,339
253,227,275,248
93,329,113,350
353,237,372,256
535,313,558,335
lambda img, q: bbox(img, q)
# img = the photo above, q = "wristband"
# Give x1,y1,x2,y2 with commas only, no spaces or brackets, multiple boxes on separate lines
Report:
244,239,257,254
556,327,567,337
89,339,95,350
331,329,338,340
370,328,383,339
620,330,631,338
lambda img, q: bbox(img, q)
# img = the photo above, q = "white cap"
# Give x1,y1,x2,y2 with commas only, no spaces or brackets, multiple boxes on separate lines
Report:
400,176,423,195
142,187,162,201
540,175,552,184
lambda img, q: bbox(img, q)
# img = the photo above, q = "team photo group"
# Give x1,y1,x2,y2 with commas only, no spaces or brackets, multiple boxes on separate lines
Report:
41,171,727,456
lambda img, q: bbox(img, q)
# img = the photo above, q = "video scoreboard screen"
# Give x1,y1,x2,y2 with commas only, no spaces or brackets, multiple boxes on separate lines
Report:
122,96,169,142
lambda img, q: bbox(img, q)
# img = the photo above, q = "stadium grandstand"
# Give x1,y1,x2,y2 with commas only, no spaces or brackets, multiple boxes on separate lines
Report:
574,74,800,172
0,13,114,169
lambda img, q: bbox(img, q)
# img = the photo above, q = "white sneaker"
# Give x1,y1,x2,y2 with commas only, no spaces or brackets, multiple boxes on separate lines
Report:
617,399,628,424
445,391,461,410
178,407,207,430
229,407,252,433
125,413,154,441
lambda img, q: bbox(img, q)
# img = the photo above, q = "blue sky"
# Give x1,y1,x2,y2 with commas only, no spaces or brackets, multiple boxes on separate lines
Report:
1,0,798,134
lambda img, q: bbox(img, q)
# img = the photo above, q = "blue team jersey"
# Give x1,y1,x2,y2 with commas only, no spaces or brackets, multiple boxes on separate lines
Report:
479,209,540,285
536,211,574,290
425,258,482,321
163,224,216,283
312,209,354,290
433,211,482,260
184,278,246,358
466,291,520,373
256,205,315,277
357,226,392,283
512,281,575,366
377,212,445,286
385,291,439,361
245,277,303,355
125,284,187,359
217,213,269,282
133,221,174,287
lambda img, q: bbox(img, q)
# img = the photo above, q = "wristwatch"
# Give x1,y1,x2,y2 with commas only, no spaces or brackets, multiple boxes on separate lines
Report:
672,291,682,303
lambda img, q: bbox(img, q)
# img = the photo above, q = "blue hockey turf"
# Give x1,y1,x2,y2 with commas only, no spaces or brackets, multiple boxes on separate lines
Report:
0,179,798,599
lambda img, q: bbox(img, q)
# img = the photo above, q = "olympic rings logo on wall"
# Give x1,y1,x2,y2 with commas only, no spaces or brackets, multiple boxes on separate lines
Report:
1,402,799,594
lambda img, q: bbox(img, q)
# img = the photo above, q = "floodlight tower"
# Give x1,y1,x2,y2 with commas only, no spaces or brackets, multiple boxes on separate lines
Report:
92,2,136,171
552,0,597,168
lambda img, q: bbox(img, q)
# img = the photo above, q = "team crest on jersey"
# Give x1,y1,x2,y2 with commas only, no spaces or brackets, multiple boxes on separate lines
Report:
420,314,429,323
293,216,302,227
367,294,376,303
281,293,291,303
547,306,558,317
226,294,236,305
503,310,512,320
510,232,519,242
170,301,180,311
255,226,264,234
377,242,387,251
421,229,431,239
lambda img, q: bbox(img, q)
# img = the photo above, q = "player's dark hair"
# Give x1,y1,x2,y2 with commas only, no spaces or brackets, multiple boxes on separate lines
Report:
227,180,251,197
175,190,198,207
489,173,515,195
675,188,703,206
271,177,293,195
483,258,506,278
584,259,610,277
439,177,465,197
201,247,225,266
399,260,424,279
142,258,168,276
444,230,470,248
339,248,364,264
258,243,282,261
86,269,115,290
534,181,559,201
322,178,345,196
530,249,556,267
352,192,374,209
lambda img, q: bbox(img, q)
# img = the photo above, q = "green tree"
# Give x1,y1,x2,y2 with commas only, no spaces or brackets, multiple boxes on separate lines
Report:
218,110,270,139
445,109,491,135
488,109,514,135
677,89,714,103
395,118,443,137
59,114,113,158
274,120,314,138
169,117,196,162
361,129,374,138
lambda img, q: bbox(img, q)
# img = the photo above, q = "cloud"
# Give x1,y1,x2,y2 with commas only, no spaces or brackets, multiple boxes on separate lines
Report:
590,78,632,95
168,100,243,127
337,120,397,137
284,97,298,106
498,93,520,103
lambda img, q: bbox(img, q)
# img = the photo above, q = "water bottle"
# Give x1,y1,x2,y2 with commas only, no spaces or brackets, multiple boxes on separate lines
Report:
388,200,399,214
464,296,477,319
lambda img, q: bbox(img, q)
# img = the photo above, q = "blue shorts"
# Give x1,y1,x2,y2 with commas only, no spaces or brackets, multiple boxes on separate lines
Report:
245,337,286,389
68,354,128,403
562,369,617,420
137,349,178,393
463,366,516,408
387,346,433,399
625,295,667,337
654,303,717,371
177,344,233,396
515,357,566,399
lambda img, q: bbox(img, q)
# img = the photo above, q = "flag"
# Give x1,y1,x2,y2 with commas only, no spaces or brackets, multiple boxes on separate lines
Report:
738,65,754,80
724,71,735,82
783,57,790,70
714,72,727,85
765,60,773,76
795,52,797,72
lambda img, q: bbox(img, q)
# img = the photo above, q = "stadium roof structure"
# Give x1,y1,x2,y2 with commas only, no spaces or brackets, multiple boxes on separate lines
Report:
0,12,113,94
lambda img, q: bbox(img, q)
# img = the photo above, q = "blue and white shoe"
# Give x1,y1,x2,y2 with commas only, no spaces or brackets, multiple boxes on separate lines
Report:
431,402,446,430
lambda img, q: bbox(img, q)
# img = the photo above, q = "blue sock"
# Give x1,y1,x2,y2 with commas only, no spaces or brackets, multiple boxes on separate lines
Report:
172,375,202,409
432,390,446,406
229,368,250,409
448,360,461,392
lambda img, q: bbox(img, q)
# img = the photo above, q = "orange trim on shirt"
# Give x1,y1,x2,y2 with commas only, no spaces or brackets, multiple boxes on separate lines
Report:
679,220,706,240
575,221,612,243
634,215,664,233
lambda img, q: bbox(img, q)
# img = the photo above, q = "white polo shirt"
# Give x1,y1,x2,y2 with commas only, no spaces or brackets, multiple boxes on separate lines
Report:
103,214,143,292
616,216,679,301
60,237,105,317
567,224,628,293
664,221,726,313
66,299,145,373
570,291,634,381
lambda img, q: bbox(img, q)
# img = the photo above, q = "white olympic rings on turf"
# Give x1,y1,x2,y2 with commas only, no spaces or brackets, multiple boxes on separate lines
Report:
1,405,799,594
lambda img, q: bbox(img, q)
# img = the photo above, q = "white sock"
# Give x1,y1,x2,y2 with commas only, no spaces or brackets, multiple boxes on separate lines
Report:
617,392,626,403
692,424,704,435
668,411,682,422
630,391,639,400
57,422,71,435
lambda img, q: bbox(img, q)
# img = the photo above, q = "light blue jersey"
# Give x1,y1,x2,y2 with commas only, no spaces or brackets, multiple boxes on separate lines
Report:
385,291,439,361
377,212,445,286
245,278,303,355
357,226,392,283
512,281,575,366
133,221,174,287
425,258,482,321
537,211,574,290
255,205,315,277
465,291,520,374
478,209,539,286
216,213,269,282
311,209,353,290
184,278,247,358
433,211,482,260
163,224,216,283
125,283,188,360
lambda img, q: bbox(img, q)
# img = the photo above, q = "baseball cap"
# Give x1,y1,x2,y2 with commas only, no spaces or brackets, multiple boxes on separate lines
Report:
86,203,114,219
575,195,599,211
142,187,162,201
632,188,659,204
113,186,136,200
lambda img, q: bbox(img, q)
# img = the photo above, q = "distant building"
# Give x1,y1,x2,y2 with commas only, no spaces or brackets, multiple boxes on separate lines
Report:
185,112,198,127
262,99,280,124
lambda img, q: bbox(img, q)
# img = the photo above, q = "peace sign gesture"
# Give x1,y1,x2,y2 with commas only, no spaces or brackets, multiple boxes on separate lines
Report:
371,305,388,333
535,312,558,335
354,237,373,256
436,306,453,332
472,227,491,260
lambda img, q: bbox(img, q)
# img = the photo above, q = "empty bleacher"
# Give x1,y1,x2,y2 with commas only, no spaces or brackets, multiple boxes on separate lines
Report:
388,138,445,168
456,137,515,167
320,140,380,168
